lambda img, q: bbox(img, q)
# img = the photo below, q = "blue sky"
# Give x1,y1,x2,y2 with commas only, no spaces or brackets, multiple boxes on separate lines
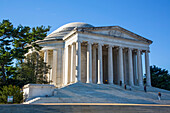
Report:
1,0,170,72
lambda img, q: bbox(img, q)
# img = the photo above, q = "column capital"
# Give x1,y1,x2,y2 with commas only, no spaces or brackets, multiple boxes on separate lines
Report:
109,45,114,48
137,49,143,52
128,47,134,50
68,45,72,47
128,48,134,51
106,45,113,48
98,43,104,46
71,42,76,45
145,50,150,53
77,40,83,43
87,41,93,45
93,44,98,48
53,48,58,51
118,46,124,49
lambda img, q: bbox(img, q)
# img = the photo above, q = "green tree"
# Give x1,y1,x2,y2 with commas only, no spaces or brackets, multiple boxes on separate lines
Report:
0,85,23,104
12,24,50,87
13,24,50,64
0,19,50,87
150,65,170,90
0,20,15,84
15,52,51,87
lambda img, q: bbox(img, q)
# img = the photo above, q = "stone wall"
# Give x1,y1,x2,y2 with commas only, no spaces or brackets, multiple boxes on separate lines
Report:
23,84,55,101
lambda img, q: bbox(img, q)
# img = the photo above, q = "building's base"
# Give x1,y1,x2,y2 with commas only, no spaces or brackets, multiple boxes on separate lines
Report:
23,83,170,104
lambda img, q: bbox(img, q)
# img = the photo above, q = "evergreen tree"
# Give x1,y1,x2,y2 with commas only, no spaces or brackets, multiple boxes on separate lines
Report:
0,20,15,84
0,19,50,87
0,85,23,103
15,52,51,87
13,24,50,63
150,65,170,90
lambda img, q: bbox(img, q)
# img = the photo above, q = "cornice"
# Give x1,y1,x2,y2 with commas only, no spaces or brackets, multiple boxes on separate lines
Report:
35,39,64,45
77,30,150,45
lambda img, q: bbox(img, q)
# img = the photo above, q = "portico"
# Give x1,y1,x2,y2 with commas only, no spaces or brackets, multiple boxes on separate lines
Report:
63,41,151,86
32,22,152,87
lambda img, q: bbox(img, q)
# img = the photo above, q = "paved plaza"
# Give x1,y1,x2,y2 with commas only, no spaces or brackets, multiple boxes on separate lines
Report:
0,104,170,113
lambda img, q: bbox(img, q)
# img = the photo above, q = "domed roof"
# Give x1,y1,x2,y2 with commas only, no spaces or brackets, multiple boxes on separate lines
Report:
46,22,94,39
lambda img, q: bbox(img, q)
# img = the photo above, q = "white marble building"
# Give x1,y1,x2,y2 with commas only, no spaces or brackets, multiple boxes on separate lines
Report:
29,22,152,87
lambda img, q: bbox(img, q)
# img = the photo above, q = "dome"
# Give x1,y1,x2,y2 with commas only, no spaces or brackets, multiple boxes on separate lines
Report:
46,22,94,39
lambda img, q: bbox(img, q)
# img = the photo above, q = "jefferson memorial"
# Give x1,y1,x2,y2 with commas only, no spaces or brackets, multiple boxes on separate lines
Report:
29,22,152,87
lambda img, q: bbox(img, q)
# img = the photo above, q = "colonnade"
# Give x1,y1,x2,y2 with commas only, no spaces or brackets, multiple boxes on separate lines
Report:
43,49,63,86
43,41,151,87
64,41,151,87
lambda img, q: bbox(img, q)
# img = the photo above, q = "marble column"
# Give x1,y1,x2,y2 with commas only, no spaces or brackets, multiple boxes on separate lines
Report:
52,49,57,85
128,48,134,86
73,44,76,82
137,49,143,86
75,41,81,82
43,50,48,80
68,46,71,84
70,43,76,83
64,47,68,85
47,50,53,84
87,42,92,83
141,52,143,85
118,47,124,85
92,45,97,83
70,44,73,83
108,45,113,84
133,51,138,85
145,51,151,86
56,48,62,85
44,50,48,63
97,43,103,84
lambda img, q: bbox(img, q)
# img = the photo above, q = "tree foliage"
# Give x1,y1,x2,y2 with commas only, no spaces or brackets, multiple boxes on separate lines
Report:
0,19,50,87
0,19,51,103
15,52,51,87
0,20,15,84
150,65,170,90
13,24,50,63
0,85,23,103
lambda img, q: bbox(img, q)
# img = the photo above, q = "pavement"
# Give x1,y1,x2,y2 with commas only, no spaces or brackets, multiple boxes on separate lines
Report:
0,103,170,113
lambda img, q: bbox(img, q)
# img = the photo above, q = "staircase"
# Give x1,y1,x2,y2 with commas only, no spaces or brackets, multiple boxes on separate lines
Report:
25,83,170,104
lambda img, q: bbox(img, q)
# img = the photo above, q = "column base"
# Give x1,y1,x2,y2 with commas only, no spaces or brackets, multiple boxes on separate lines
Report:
108,82,114,84
146,83,151,87
86,81,92,83
97,82,103,84
138,84,144,87
146,84,152,87
129,82,134,87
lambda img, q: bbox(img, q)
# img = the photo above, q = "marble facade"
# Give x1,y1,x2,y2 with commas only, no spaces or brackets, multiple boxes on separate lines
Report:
27,22,152,87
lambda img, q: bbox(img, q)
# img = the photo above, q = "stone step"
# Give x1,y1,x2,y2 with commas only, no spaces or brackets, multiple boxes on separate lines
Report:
27,83,170,104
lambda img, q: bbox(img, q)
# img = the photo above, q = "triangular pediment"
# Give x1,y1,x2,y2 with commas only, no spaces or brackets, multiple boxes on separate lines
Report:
77,26,152,44
92,30,136,40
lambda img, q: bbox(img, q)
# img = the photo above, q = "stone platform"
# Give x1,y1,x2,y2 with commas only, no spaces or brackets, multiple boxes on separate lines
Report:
24,83,170,104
